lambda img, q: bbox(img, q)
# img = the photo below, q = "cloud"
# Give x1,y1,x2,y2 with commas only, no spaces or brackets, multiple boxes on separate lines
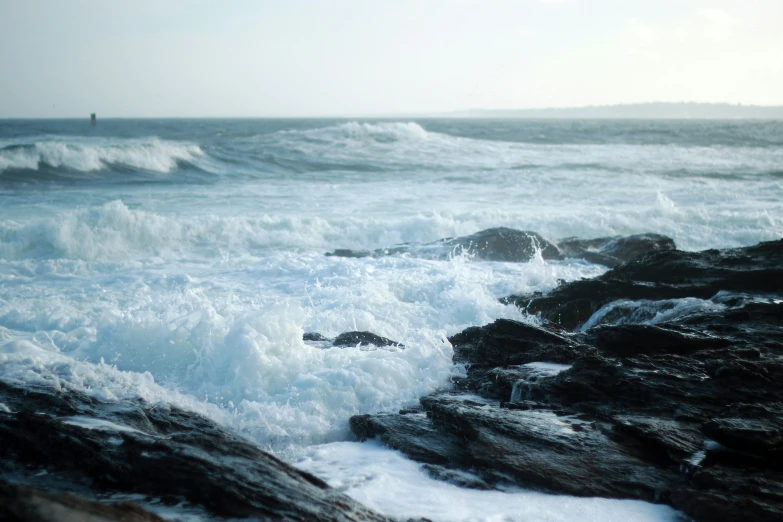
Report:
624,7,740,62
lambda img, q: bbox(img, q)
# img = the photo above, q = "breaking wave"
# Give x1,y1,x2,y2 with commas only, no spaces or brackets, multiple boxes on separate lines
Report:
277,121,434,143
0,137,206,174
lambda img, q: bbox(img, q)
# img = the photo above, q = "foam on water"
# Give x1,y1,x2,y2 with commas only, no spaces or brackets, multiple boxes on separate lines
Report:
580,297,728,330
295,440,683,522
1,245,595,447
1,198,780,264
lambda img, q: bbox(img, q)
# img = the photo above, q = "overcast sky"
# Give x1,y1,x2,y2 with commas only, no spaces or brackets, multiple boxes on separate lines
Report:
1,0,782,117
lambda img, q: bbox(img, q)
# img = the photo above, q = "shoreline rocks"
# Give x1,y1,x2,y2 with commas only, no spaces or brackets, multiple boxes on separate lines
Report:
504,238,783,330
0,381,394,522
351,239,783,522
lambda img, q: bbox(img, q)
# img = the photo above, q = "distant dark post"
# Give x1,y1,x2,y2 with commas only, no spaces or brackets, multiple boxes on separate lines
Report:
91,113,97,125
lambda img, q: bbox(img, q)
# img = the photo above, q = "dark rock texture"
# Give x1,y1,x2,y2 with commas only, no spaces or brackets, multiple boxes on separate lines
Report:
0,381,393,522
557,233,676,268
435,228,562,262
304,332,331,342
505,238,783,330
0,480,166,522
351,239,783,522
333,331,404,348
326,228,675,267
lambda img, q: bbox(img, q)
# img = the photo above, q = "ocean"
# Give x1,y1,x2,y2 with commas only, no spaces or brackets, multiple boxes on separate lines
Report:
1,118,782,521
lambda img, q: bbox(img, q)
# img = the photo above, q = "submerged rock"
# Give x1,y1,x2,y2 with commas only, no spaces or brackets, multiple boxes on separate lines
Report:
333,331,404,348
351,239,783,522
0,381,393,522
435,228,561,262
326,228,561,262
326,227,675,267
303,332,331,342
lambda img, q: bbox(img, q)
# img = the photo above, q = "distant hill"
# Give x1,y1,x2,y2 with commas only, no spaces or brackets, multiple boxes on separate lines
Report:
448,103,783,119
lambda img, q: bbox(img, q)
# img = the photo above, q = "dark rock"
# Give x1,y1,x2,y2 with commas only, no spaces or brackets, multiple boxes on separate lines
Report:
352,239,783,522
0,481,165,522
0,480,166,522
326,228,674,267
584,323,730,357
421,464,493,490
449,319,580,367
327,228,561,262
506,239,783,330
436,228,561,262
702,403,783,465
351,411,467,465
303,332,331,342
333,331,404,348
0,381,392,522
558,233,677,268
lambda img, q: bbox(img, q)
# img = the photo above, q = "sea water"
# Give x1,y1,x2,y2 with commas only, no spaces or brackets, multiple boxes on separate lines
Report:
2,118,782,520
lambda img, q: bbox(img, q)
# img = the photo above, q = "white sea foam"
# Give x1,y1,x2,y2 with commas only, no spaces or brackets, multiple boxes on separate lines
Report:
295,440,684,522
510,362,572,403
0,243,590,446
279,121,432,143
580,297,728,330
0,137,204,173
62,416,147,435
1,199,780,263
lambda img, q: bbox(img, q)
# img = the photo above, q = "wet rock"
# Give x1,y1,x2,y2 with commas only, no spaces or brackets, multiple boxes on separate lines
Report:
558,233,676,268
436,228,561,262
0,381,393,522
701,403,783,465
303,332,331,342
326,248,373,258
333,331,404,348
0,480,166,522
505,239,783,330
449,319,580,367
326,228,674,267
357,392,683,500
352,239,783,522
327,228,561,262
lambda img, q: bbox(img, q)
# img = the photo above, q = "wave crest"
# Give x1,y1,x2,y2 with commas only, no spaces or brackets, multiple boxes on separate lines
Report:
0,137,204,174
279,121,433,144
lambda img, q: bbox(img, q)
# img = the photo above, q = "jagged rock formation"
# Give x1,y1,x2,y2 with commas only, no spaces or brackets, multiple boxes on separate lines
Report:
0,381,393,522
351,239,783,522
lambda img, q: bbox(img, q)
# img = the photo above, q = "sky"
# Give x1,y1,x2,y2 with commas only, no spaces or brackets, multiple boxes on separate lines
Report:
1,0,782,117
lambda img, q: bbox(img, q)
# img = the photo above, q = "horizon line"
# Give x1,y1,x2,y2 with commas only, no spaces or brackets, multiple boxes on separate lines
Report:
3,101,783,120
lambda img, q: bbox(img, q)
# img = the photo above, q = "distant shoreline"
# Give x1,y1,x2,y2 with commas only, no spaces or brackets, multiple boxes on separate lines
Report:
442,102,783,120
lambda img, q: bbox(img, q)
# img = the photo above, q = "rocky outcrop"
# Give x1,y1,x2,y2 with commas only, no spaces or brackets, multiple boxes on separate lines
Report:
326,228,676,267
0,381,393,522
0,480,166,522
505,239,783,330
351,239,783,522
557,233,676,267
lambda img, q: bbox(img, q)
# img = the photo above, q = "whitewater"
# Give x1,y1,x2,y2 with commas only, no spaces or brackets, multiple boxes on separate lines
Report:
2,118,782,521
